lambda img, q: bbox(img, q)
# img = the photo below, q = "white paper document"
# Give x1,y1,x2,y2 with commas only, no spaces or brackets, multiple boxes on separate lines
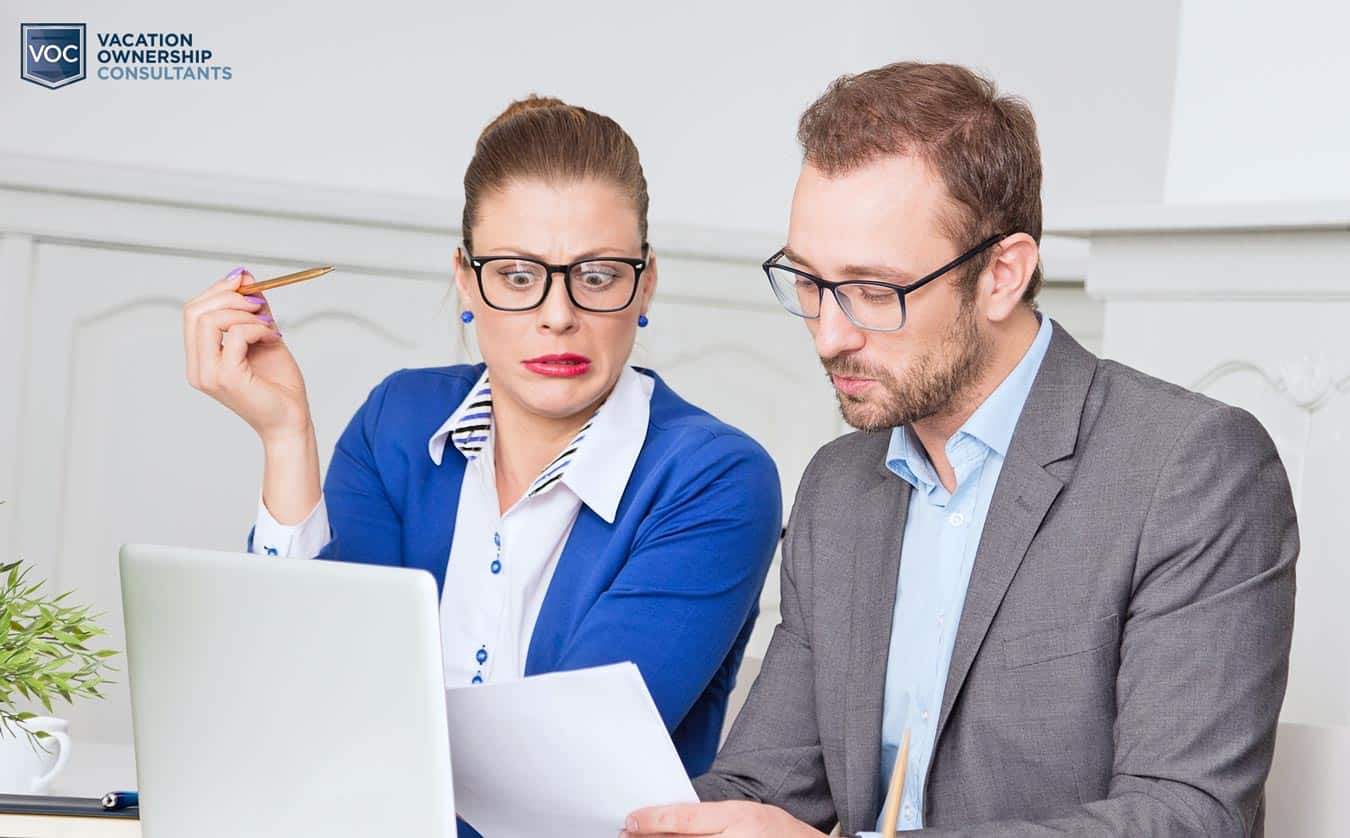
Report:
445,661,698,837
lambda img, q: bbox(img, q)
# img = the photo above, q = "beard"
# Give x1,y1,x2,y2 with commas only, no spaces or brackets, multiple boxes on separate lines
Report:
822,296,991,432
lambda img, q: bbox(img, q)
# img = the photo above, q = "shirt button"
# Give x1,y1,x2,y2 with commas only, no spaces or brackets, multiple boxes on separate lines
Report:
471,672,483,685
903,803,916,821
264,546,278,556
921,710,930,721
490,559,502,574
475,646,488,665
948,512,965,527
493,531,501,547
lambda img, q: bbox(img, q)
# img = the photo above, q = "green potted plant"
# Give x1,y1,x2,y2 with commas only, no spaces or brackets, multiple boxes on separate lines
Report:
0,557,119,748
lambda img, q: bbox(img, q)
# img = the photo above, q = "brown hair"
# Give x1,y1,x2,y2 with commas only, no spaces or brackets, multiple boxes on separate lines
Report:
797,62,1044,303
461,95,649,254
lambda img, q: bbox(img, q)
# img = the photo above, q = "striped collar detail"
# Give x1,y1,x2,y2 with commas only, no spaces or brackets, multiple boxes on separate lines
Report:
427,366,653,521
524,415,596,498
449,380,493,461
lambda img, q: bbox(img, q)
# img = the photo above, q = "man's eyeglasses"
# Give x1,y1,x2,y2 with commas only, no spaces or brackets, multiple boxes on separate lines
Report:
463,244,649,313
762,233,1007,332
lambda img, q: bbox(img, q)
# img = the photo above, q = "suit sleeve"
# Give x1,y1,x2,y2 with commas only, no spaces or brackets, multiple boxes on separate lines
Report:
548,432,782,746
692,445,839,833
917,404,1299,837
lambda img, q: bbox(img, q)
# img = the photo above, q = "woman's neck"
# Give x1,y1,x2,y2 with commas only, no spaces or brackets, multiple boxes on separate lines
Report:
489,389,605,514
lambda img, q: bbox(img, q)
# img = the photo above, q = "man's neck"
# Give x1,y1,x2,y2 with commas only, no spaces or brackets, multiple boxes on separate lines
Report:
911,309,1042,493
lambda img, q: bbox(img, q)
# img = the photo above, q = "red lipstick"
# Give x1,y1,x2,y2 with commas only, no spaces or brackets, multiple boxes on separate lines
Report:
523,353,592,378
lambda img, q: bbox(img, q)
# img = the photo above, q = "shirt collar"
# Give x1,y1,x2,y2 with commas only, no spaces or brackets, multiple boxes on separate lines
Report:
428,368,494,466
886,313,1053,487
427,365,652,524
560,365,652,523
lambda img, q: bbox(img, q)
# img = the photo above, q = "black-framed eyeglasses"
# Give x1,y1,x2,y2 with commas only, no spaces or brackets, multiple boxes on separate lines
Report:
762,233,1008,332
464,244,650,313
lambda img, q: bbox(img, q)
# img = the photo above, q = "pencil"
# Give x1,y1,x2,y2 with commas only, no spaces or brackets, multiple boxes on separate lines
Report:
879,727,911,836
238,265,334,296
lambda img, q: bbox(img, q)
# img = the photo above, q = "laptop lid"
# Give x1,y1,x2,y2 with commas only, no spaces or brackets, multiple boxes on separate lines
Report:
119,543,455,838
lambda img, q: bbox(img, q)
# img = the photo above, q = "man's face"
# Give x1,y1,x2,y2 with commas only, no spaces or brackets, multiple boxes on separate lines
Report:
784,155,991,431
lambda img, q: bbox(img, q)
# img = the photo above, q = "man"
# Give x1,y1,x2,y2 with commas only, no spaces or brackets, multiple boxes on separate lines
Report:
625,62,1297,837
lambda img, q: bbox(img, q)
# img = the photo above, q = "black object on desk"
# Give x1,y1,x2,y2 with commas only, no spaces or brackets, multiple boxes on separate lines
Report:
0,793,139,819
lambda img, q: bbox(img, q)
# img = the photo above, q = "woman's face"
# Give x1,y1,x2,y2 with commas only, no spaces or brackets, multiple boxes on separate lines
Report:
454,177,656,425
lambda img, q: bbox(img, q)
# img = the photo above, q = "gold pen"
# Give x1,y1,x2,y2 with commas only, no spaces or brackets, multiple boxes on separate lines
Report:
879,727,911,836
238,265,334,296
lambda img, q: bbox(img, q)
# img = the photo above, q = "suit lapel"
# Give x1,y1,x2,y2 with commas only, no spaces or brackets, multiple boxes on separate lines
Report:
932,322,1097,749
842,458,911,833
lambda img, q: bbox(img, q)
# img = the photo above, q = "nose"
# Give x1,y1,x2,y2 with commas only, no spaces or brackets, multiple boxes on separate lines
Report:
812,287,866,360
536,271,579,335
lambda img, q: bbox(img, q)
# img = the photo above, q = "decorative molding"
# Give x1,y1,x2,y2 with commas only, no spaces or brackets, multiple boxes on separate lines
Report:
0,152,1089,284
1191,356,1350,414
1049,200,1350,237
0,235,35,560
655,344,804,383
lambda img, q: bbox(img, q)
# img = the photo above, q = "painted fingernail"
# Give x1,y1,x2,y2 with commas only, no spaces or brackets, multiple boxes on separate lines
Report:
257,314,275,324
226,266,245,280
244,295,266,304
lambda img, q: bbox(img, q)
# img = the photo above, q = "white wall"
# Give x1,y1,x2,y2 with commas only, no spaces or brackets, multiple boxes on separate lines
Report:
1165,0,1350,202
3,0,1181,234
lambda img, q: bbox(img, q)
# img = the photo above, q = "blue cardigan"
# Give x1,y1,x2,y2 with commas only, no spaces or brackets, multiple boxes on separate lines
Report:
267,363,781,777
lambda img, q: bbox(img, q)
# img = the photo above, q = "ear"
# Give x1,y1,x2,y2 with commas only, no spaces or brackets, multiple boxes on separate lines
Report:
638,247,659,316
453,247,476,311
982,233,1039,322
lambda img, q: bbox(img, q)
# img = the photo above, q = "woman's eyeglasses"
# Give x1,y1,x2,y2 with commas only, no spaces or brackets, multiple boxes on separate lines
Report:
464,244,650,313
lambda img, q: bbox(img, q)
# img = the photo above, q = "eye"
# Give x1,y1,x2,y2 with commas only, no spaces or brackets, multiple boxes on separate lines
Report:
576,265,620,288
496,268,540,288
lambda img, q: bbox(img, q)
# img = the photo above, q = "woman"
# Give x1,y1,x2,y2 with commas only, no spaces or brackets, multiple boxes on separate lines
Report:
181,96,781,783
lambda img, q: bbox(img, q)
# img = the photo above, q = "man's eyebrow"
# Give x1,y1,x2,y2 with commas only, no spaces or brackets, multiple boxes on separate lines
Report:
779,245,813,271
780,246,917,282
839,262,917,283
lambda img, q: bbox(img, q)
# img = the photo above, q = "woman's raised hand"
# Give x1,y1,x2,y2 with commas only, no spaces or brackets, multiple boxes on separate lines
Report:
183,267,312,445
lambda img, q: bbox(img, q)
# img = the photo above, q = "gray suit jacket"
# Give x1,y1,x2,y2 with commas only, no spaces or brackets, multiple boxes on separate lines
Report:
694,321,1298,837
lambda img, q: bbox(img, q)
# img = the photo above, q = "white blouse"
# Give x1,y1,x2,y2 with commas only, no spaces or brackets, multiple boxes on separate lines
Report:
251,365,654,687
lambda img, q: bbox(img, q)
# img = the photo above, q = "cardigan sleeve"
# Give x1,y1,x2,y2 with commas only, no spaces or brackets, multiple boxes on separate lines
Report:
316,372,408,566
547,430,783,732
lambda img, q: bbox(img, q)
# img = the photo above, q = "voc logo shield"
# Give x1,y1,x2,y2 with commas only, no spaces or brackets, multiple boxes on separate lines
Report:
21,23,86,89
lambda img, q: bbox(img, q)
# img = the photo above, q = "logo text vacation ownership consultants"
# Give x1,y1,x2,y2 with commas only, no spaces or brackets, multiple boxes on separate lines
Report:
21,23,233,89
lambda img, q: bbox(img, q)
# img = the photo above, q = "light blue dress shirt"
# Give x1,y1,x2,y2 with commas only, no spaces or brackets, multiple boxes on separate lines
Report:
870,314,1052,834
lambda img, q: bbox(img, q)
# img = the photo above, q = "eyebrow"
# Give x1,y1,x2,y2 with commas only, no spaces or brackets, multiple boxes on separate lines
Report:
780,245,918,283
474,246,641,263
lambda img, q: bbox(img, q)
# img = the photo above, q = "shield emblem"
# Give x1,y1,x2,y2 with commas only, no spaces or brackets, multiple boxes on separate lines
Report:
21,23,86,90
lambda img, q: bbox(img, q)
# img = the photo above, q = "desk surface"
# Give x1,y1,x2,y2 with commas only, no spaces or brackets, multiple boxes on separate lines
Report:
0,812,140,837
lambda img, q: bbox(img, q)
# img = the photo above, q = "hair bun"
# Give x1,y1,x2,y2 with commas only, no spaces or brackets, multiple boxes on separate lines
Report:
480,94,573,140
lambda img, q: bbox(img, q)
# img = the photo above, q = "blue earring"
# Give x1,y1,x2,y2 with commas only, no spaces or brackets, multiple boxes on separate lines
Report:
638,314,649,328
461,311,474,324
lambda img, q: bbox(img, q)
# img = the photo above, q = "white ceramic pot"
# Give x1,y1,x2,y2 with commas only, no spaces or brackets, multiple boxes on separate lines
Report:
0,716,72,794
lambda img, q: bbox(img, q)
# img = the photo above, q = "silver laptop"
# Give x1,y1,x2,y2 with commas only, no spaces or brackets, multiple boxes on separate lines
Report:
119,543,456,837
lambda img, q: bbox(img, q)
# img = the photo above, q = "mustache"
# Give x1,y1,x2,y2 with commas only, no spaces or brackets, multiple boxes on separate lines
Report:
821,356,891,382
